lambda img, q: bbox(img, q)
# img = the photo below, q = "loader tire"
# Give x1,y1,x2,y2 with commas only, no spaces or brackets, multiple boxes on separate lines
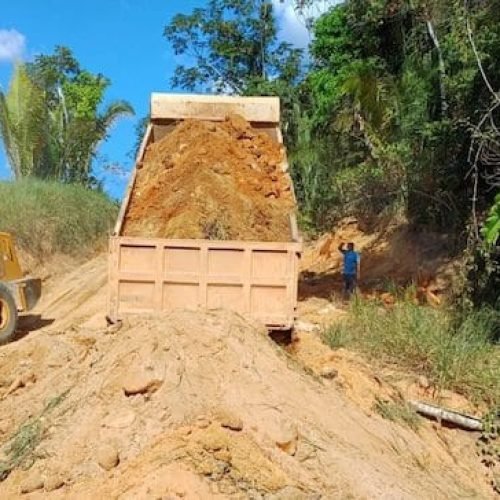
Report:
0,283,18,345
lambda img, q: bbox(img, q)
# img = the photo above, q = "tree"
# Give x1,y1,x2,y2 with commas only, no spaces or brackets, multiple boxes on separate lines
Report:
164,0,302,94
0,47,134,186
26,47,134,186
0,64,46,179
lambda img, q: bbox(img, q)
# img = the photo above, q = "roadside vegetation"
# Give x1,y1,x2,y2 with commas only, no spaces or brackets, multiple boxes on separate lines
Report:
0,46,125,261
323,296,500,406
0,179,117,258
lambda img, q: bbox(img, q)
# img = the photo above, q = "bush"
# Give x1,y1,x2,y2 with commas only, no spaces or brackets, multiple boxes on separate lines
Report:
323,297,500,405
0,179,118,259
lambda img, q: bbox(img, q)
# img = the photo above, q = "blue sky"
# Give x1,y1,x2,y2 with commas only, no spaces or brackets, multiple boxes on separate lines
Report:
0,0,312,199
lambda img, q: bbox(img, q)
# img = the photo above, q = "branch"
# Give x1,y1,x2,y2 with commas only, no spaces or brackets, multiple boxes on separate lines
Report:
191,45,244,95
464,0,500,104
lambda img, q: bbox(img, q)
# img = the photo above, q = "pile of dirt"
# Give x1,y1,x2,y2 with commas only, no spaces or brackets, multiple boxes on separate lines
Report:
0,291,493,498
123,114,295,241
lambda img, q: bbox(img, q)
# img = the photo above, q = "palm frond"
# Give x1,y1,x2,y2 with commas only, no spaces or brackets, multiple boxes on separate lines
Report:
99,100,135,130
2,64,47,178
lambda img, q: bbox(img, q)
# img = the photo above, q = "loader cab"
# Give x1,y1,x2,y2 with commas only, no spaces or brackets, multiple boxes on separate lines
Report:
0,232,23,282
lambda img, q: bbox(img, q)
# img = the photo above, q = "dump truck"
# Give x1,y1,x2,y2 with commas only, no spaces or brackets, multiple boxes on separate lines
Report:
0,233,42,344
108,94,302,330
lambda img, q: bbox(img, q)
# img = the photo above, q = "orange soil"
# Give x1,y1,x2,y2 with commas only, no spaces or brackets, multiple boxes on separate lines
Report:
123,114,294,241
0,245,495,498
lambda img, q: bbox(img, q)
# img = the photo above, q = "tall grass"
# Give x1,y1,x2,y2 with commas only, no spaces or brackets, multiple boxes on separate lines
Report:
323,298,500,405
0,179,118,258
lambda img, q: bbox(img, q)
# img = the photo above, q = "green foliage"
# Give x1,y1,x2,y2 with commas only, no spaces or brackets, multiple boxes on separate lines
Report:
458,232,500,312
0,46,134,186
0,179,118,259
322,322,349,349
482,193,500,246
290,0,500,235
0,390,68,481
283,0,500,307
323,297,500,405
0,65,46,179
62,71,108,120
164,0,303,94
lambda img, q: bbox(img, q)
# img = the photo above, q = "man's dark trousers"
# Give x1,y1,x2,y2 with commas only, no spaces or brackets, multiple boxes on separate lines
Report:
344,274,357,296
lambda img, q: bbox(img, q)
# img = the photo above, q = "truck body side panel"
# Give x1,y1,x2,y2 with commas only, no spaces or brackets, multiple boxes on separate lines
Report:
109,238,301,329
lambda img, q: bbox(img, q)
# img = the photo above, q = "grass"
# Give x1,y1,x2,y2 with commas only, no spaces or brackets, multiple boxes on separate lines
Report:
0,179,118,259
0,390,69,481
373,396,421,430
0,420,43,479
322,296,500,406
322,323,350,349
202,216,230,240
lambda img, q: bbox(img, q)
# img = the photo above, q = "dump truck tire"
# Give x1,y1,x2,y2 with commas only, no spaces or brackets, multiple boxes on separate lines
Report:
0,283,18,345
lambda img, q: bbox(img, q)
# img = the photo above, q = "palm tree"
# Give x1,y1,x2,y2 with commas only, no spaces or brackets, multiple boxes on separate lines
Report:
54,97,134,185
0,64,46,179
41,90,134,185
1,60,134,186
335,61,398,157
335,61,409,200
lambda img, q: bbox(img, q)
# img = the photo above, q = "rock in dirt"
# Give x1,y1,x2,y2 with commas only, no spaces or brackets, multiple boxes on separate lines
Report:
418,375,431,390
218,410,244,431
20,473,44,494
44,474,65,492
196,416,211,429
319,364,338,380
106,321,123,334
96,444,120,471
274,421,299,456
122,371,163,396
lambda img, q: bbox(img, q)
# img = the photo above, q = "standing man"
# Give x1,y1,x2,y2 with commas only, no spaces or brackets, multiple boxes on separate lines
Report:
338,242,360,298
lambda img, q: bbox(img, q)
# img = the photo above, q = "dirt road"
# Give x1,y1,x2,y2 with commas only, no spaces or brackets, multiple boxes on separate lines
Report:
0,255,493,499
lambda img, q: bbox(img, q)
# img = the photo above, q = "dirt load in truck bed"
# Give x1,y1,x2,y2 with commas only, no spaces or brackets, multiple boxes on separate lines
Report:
122,114,295,241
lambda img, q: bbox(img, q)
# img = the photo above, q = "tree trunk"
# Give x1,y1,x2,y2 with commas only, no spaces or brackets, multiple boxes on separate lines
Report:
426,19,449,117
355,111,380,159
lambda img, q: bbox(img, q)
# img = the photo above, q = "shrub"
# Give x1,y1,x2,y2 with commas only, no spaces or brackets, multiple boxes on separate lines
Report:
0,179,118,259
323,297,500,405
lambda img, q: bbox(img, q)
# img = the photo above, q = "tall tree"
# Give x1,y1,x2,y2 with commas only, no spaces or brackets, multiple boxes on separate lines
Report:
164,0,302,94
27,47,134,186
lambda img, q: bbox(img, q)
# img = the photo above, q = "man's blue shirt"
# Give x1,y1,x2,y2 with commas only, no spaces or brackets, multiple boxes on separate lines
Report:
342,250,360,276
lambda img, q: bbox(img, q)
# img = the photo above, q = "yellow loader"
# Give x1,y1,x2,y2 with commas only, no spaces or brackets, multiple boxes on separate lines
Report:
0,233,41,344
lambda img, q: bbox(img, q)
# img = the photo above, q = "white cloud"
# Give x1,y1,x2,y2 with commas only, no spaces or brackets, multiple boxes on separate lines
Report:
0,29,26,62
